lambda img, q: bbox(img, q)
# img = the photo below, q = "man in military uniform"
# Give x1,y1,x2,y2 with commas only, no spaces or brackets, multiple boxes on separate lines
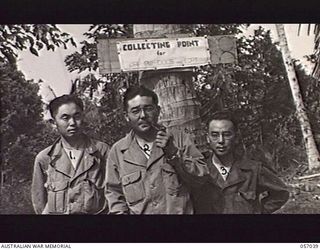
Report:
106,86,209,214
32,95,109,214
192,111,289,214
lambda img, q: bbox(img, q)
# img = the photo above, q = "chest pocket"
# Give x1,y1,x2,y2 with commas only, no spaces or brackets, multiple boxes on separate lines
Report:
161,163,182,196
46,181,69,214
122,171,145,205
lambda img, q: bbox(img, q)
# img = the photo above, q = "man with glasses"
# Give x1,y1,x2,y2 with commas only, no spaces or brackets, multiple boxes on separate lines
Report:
191,111,289,214
106,86,209,214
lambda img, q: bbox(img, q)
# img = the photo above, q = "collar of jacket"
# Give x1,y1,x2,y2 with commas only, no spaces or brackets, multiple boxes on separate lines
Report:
46,134,99,178
47,134,98,157
207,151,258,189
119,130,164,169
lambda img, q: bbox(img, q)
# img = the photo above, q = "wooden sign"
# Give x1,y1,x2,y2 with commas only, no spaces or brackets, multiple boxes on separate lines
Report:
97,35,237,74
117,37,210,72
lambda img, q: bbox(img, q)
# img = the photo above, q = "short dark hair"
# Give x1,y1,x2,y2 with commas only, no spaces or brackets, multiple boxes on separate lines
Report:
123,85,159,111
208,110,237,131
48,95,84,118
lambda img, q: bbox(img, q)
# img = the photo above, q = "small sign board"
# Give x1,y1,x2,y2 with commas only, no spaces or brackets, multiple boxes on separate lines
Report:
117,37,210,72
97,35,237,74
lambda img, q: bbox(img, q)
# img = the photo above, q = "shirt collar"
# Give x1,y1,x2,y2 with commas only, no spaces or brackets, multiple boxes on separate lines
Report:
211,153,230,169
47,134,97,157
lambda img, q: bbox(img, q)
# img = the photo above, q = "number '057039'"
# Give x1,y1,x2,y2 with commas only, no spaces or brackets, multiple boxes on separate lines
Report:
300,244,318,248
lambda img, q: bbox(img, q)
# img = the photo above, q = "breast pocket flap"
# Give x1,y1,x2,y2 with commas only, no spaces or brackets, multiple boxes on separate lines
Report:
122,171,141,186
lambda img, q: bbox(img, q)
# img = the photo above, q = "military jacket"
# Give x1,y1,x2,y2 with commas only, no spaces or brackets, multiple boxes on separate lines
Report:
191,152,289,214
31,135,109,214
106,130,209,214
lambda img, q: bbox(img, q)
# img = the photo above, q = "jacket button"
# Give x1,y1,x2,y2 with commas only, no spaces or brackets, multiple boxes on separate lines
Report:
152,201,158,207
150,184,155,189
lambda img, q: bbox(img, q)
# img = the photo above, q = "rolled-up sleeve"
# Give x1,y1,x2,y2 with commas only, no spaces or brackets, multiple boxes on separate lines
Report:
105,146,129,214
168,131,209,186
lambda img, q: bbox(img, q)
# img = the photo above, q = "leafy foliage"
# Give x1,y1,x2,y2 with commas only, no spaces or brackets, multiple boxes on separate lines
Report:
0,62,57,178
296,63,320,141
195,26,313,170
65,24,133,73
0,63,57,214
0,24,76,64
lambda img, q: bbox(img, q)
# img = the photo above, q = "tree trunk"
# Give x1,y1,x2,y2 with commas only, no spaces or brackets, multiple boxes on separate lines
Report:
312,24,320,79
276,24,320,170
133,25,205,149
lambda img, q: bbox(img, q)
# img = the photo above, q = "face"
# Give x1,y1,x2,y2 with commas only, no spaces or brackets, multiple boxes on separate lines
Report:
52,102,83,139
208,119,236,158
125,95,160,135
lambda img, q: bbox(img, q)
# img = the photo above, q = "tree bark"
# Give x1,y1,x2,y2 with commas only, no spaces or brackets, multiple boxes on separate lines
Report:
133,25,205,149
276,24,320,170
312,24,320,79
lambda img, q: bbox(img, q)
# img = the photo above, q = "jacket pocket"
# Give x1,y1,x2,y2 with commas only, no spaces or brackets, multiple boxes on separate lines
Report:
239,191,256,200
233,191,257,214
47,181,69,214
162,163,182,196
82,179,105,214
122,171,145,205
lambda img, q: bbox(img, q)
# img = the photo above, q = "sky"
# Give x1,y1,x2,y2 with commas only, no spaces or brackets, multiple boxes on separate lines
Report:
17,24,316,99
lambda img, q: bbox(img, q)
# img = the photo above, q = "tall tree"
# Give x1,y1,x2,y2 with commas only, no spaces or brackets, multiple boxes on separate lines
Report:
0,62,57,177
312,24,320,78
275,24,320,170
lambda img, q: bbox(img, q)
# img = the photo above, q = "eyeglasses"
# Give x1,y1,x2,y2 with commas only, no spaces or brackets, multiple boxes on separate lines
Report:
210,132,234,141
129,105,157,116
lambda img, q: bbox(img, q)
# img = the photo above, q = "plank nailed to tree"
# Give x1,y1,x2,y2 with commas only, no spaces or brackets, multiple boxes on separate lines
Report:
97,35,237,74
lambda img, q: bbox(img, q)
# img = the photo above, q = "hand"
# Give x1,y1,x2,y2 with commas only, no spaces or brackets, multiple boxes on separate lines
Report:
155,130,178,158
